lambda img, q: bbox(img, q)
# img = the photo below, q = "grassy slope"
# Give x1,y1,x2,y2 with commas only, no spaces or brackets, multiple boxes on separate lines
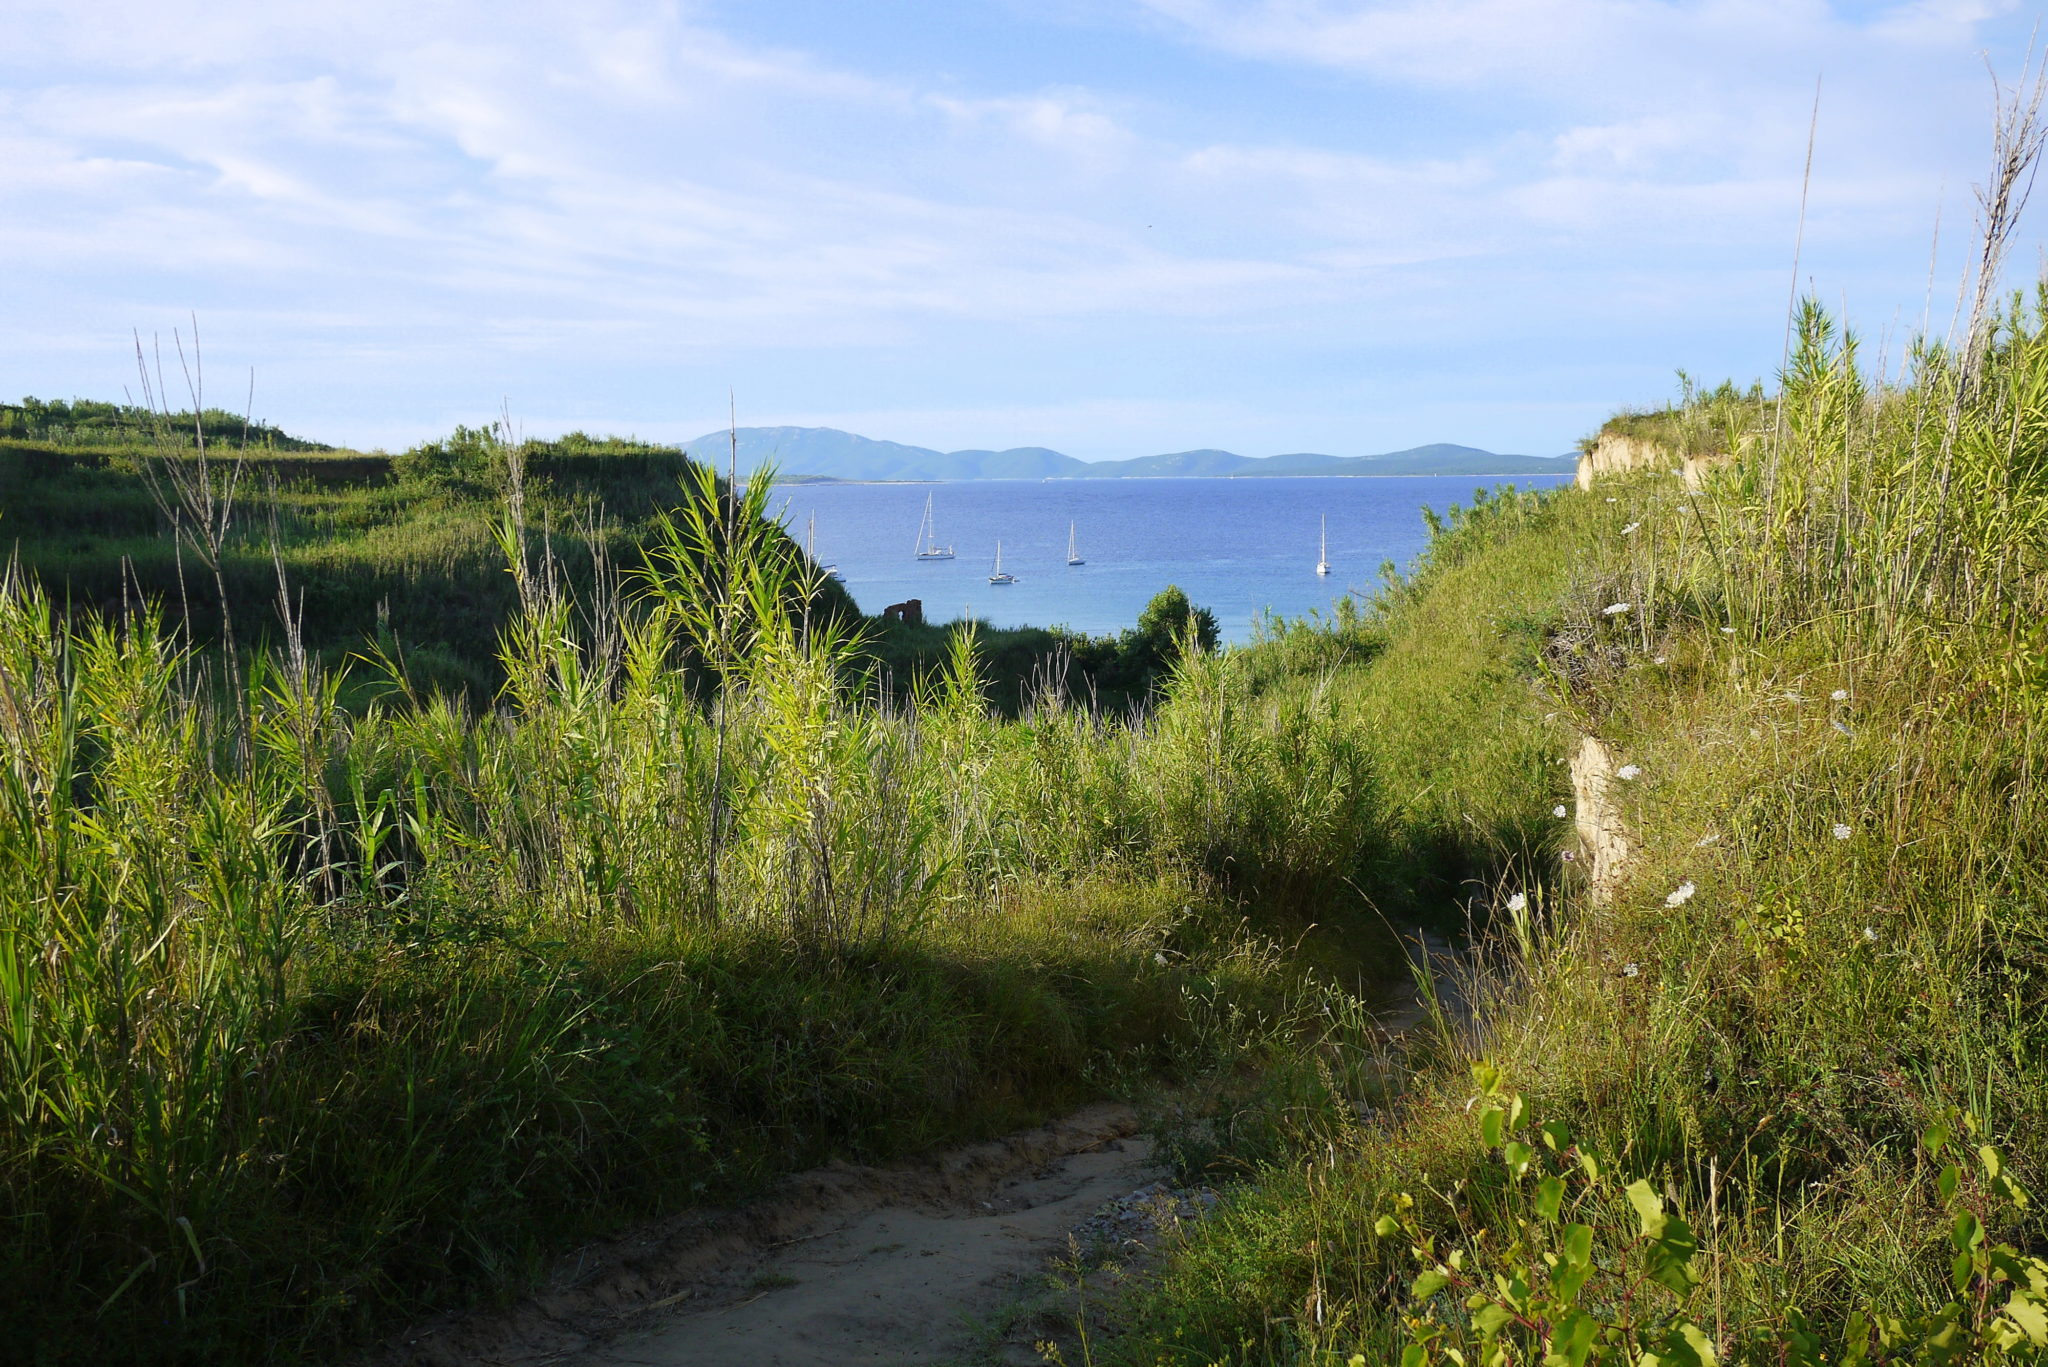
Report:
0,436,877,698
1109,333,2048,1361
22,333,2043,1366
17,875,1298,1364
1104,485,1592,1359
1329,488,1581,926
0,435,1181,713
0,511,1403,1365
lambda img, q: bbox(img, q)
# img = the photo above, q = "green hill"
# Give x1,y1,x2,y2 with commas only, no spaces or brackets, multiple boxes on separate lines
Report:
0,422,853,697
1107,301,2048,1362
0,395,330,450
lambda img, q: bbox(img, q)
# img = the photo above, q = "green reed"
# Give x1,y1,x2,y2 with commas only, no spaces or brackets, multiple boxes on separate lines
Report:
1109,264,2048,1367
0,446,1398,1363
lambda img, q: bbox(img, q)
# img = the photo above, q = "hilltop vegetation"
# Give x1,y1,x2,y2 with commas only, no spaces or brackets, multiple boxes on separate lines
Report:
0,420,851,698
0,395,330,450
1099,290,2048,1363
0,434,1425,1363
0,410,1220,712
1588,375,1771,459
10,283,2047,1363
10,123,2048,1366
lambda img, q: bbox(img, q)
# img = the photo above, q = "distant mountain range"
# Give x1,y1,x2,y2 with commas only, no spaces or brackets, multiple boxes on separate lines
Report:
679,426,1573,482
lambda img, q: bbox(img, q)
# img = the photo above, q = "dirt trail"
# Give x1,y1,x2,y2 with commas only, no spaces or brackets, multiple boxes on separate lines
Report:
377,936,1454,1367
580,1107,1159,1367
379,1105,1161,1367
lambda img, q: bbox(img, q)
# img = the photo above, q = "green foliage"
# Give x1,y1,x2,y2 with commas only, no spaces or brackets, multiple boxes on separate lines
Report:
0,394,327,449
1136,583,1221,659
1591,376,1767,460
1377,1070,2048,1367
390,422,505,494
0,479,1396,1362
0,423,853,700
1107,282,2048,1365
857,583,1228,718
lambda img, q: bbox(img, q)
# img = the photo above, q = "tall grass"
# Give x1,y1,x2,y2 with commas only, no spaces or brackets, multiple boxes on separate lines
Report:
1108,256,2048,1364
0,450,1401,1362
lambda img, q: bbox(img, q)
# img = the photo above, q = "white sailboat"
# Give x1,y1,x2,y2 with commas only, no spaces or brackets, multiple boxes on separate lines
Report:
988,541,1017,584
1066,520,1085,566
913,493,956,560
1316,514,1331,576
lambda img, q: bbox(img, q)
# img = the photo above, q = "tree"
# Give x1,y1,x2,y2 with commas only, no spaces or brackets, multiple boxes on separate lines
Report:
1133,584,1219,660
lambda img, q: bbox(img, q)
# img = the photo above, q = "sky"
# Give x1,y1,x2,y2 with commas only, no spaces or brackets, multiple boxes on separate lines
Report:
3,0,2043,459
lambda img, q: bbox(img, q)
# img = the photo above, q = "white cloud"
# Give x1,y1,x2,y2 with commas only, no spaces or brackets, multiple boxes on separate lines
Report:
0,0,2037,454
1872,0,2019,43
1135,0,1997,94
928,91,1137,157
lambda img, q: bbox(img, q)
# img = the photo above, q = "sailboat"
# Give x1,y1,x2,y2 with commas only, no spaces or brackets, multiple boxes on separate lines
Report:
1315,514,1331,576
912,493,955,560
988,541,1017,585
1066,520,1085,566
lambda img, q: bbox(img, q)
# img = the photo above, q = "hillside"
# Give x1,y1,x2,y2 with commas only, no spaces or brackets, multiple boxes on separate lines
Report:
0,395,330,450
0,419,1230,722
680,424,1571,481
1100,300,2048,1362
9,295,2048,1364
0,427,1403,1364
0,425,855,698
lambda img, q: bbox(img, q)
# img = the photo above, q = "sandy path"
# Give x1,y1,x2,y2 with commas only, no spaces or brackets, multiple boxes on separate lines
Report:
377,935,1454,1367
584,1115,1159,1367
378,1104,1160,1367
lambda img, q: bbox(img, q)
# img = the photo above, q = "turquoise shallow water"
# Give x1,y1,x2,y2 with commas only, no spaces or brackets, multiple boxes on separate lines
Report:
773,473,1575,644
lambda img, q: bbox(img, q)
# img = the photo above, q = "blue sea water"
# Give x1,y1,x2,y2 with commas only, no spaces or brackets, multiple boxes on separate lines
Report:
774,474,1575,644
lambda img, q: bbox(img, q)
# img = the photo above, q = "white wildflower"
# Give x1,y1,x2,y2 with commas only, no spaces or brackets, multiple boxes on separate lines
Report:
1831,823,1852,841
1604,602,1632,615
1621,962,1641,978
1553,804,1568,818
1653,655,1667,664
1665,881,1696,907
1621,522,1641,535
1862,927,1877,943
1831,689,1849,701
1617,764,1642,780
1507,892,1527,912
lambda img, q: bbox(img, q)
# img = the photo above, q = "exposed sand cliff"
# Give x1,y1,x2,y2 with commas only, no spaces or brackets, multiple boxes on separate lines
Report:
1575,432,1735,492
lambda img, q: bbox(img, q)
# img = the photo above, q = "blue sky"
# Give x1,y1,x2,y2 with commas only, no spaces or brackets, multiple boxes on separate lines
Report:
3,1,2041,458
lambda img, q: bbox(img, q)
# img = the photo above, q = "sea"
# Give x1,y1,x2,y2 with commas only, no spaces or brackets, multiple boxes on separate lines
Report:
773,474,1576,644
